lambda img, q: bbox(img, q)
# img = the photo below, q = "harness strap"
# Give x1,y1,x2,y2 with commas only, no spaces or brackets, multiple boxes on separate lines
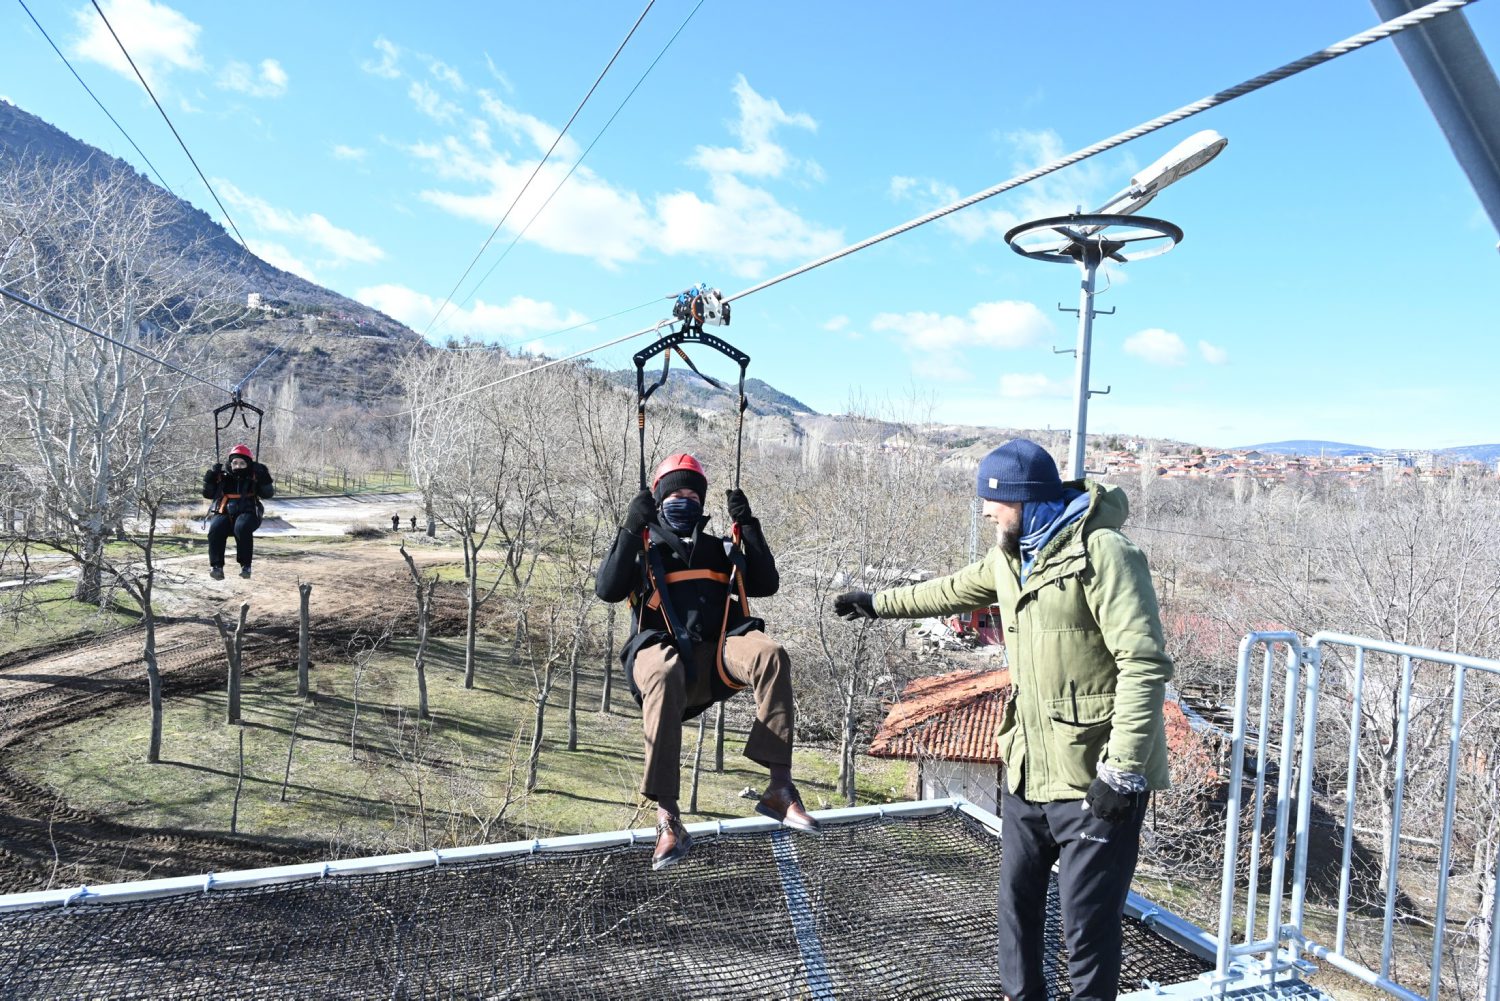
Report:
644,543,695,663
715,545,753,691
643,569,732,612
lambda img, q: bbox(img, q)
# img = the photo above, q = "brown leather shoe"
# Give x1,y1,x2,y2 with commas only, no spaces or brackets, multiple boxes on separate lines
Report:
755,784,821,834
651,816,692,871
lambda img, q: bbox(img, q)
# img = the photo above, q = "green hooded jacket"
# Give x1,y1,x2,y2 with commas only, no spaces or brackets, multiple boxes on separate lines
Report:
873,480,1172,802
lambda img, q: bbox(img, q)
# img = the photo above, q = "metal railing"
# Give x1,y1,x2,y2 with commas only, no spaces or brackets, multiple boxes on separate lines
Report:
1215,631,1500,1000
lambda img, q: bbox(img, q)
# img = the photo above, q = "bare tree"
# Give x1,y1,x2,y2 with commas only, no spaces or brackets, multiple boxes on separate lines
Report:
399,544,435,720
214,601,250,725
0,160,242,603
772,414,962,805
403,352,509,689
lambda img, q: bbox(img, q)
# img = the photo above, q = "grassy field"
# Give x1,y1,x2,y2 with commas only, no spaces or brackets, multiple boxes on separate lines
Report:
275,469,415,498
11,630,911,856
0,581,140,657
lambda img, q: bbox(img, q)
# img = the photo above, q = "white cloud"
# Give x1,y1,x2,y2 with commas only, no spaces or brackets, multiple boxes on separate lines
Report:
476,91,577,159
1198,340,1229,365
481,53,514,92
72,0,203,85
410,80,460,123
822,315,849,332
404,76,838,276
872,301,1051,382
355,284,586,340
1124,327,1188,367
872,301,1051,353
362,37,401,78
428,59,465,91
654,174,841,278
690,75,817,179
999,373,1071,399
219,58,287,98
217,180,385,266
332,144,367,162
889,128,1119,245
249,240,317,283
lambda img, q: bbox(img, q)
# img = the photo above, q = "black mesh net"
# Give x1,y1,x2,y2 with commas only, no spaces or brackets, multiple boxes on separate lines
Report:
0,810,1211,999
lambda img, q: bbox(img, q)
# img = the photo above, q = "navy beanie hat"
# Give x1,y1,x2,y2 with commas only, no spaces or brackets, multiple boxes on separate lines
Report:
975,439,1064,503
653,468,708,504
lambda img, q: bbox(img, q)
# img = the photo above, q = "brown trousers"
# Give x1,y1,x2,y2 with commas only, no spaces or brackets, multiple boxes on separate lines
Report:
634,631,794,802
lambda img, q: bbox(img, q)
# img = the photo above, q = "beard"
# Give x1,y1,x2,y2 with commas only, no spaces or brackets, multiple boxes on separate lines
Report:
996,524,1020,557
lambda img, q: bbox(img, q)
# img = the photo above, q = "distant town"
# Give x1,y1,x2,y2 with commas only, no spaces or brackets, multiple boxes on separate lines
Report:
1090,440,1500,482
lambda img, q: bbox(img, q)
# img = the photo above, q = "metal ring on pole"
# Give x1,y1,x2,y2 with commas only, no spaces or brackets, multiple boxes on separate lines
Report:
1003,213,1183,266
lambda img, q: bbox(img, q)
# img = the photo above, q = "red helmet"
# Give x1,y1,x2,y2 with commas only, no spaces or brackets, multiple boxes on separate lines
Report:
651,453,707,502
228,444,255,461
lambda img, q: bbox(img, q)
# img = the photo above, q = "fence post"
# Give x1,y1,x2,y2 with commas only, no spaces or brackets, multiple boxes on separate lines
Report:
297,583,312,697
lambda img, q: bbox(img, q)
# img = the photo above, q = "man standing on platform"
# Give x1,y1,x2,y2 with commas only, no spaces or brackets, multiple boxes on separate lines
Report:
833,439,1172,1000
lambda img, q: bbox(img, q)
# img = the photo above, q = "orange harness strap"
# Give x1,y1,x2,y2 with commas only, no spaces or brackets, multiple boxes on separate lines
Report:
642,569,731,612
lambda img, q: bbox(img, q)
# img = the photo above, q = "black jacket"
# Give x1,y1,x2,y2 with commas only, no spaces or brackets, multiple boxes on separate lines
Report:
203,462,275,517
596,515,779,717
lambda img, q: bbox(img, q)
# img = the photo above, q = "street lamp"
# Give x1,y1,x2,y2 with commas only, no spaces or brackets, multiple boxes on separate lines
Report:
1004,129,1227,478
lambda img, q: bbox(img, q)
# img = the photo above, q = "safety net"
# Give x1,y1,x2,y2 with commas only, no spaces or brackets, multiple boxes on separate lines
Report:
0,806,1212,999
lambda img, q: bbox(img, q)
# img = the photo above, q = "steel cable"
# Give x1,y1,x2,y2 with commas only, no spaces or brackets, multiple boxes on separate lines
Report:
374,0,1476,420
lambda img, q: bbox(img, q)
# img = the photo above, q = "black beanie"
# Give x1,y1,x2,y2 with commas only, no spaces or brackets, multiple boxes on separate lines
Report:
654,467,708,504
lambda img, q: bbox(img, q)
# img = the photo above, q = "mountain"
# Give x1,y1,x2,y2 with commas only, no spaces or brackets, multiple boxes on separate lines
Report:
1440,444,1500,465
0,99,422,408
1239,439,1500,465
1235,440,1382,457
605,367,818,420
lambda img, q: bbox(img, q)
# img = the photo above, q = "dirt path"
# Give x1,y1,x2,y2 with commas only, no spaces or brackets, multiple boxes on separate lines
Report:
0,540,465,894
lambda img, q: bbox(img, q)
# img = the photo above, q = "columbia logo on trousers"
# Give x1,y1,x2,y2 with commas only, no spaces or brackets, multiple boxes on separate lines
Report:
1079,832,1110,844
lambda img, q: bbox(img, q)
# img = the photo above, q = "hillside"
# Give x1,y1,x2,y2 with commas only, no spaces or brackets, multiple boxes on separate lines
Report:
604,367,817,420
0,99,423,407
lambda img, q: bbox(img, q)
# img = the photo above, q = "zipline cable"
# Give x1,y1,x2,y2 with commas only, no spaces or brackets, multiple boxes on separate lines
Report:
0,284,227,393
230,325,301,395
418,0,657,342
16,0,178,198
376,0,1477,419
431,0,706,343
89,0,250,251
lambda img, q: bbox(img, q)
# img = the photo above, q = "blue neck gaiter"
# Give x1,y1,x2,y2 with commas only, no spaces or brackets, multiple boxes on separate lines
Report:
660,497,702,535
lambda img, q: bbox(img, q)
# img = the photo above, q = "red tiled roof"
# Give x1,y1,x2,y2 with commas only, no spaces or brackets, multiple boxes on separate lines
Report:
868,670,1011,763
869,669,1211,780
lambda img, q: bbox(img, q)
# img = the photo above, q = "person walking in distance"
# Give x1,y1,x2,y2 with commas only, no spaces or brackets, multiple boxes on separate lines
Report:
392,513,400,532
833,439,1172,1000
203,444,276,580
596,453,819,871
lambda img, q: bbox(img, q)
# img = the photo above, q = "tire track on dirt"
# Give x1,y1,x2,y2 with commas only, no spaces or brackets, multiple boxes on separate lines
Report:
0,548,468,893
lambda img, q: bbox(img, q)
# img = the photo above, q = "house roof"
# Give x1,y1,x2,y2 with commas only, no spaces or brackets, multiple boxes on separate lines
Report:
869,669,1208,774
868,669,1011,763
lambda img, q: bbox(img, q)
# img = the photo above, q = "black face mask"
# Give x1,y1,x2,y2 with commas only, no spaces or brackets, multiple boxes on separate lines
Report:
660,497,702,534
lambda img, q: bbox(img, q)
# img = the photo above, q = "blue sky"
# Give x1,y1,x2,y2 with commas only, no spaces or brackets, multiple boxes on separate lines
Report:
3,1,1496,449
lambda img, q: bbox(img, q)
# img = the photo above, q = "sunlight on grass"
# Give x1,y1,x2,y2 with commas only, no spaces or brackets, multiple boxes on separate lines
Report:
13,633,912,856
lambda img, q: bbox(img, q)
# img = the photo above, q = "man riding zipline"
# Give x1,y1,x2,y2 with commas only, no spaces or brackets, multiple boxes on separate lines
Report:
595,453,819,871
202,443,275,580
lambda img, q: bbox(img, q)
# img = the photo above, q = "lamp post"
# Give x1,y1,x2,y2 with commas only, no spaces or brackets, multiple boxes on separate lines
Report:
1004,130,1226,478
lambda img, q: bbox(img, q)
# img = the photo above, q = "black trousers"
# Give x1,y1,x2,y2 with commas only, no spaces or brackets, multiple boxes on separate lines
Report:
207,513,260,569
997,775,1148,1001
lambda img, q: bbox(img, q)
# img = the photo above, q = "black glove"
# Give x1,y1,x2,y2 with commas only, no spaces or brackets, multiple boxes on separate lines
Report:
622,490,657,534
213,462,223,473
834,590,878,620
1083,777,1138,824
726,488,753,522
